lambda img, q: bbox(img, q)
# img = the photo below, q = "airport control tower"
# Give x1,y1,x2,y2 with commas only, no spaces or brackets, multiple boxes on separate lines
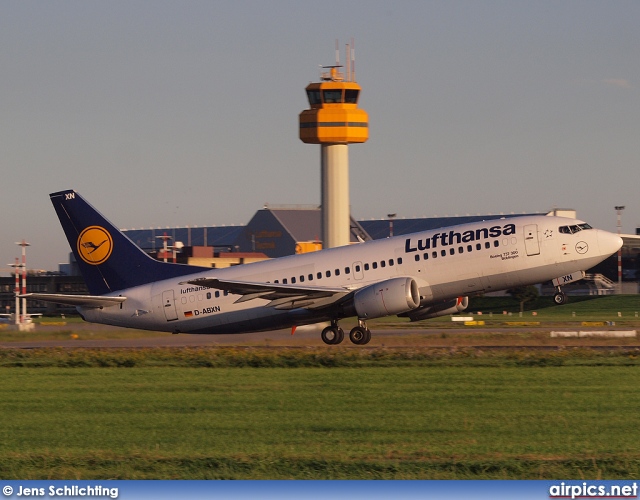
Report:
299,43,368,248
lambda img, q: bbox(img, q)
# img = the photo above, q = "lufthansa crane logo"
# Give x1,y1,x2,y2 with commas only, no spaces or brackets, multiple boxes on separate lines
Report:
575,241,589,254
77,226,113,265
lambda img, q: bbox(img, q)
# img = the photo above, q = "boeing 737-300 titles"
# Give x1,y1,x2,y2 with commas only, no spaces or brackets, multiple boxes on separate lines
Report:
21,190,623,345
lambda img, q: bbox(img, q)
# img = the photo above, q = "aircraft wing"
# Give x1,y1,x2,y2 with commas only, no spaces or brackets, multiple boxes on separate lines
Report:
19,293,127,308
184,278,351,310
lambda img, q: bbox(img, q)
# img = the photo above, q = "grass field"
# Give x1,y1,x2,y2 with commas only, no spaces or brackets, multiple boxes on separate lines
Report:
1,352,640,479
1,295,640,479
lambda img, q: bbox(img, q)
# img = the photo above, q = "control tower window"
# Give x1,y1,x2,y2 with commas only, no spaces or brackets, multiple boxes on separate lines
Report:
345,89,359,103
306,90,321,105
323,90,343,103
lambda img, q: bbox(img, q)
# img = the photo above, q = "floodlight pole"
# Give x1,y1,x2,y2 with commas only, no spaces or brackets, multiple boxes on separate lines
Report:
16,240,30,323
9,258,20,325
615,206,625,294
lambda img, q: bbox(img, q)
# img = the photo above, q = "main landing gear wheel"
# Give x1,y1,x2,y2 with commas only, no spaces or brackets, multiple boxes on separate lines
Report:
349,326,371,345
321,325,344,345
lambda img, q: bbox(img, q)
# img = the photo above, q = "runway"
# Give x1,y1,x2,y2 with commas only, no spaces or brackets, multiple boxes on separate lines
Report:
1,322,638,349
0,325,435,349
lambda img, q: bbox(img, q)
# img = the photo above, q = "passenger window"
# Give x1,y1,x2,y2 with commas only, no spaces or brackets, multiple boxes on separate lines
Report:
398,257,402,264
372,262,378,269
485,242,490,249
317,272,322,279
415,255,420,262
432,251,437,258
380,261,386,268
345,267,350,274
326,270,331,277
355,265,361,272
476,243,481,251
308,274,313,281
467,245,472,252
423,253,428,260
364,263,370,271
224,291,229,296
450,248,455,255
283,278,288,284
389,259,394,266
335,269,340,276
291,277,296,284
206,292,211,300
494,240,500,247
215,291,220,298
441,250,446,257
300,275,304,282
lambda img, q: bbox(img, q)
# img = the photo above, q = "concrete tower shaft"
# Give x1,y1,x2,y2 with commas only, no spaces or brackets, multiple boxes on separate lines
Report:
321,144,350,248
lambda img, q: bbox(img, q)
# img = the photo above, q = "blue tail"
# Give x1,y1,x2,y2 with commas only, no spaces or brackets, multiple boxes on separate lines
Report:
51,190,205,295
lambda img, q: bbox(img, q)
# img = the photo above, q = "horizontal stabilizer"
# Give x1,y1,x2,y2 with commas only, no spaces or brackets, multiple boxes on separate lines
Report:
19,293,126,308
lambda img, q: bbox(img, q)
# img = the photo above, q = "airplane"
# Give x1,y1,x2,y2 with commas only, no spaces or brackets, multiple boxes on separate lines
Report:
21,189,622,345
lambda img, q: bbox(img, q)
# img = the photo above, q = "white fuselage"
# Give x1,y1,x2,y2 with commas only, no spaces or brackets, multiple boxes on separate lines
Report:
79,215,622,334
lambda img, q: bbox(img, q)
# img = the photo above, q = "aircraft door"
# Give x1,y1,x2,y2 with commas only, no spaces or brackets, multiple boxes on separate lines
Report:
353,261,364,280
162,290,179,321
524,224,540,256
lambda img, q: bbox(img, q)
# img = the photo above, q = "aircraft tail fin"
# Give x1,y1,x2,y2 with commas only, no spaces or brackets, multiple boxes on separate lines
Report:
50,190,204,295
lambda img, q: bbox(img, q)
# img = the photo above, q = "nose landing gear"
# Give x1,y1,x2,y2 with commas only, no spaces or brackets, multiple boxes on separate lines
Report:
553,286,567,305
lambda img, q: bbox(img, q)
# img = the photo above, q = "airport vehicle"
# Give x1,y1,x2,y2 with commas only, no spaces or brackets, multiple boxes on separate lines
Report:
22,190,622,345
0,313,41,324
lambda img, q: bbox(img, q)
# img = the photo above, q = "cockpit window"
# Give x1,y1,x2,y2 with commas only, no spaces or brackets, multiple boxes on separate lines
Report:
559,223,593,234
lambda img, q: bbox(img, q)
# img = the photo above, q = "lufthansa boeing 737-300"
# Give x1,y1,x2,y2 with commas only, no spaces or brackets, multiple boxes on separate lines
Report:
22,190,623,345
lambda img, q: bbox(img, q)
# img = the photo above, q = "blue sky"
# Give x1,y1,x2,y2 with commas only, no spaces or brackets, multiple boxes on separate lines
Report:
2,0,639,271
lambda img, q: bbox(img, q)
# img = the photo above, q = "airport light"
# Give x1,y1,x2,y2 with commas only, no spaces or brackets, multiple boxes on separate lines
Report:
156,233,182,263
615,206,625,293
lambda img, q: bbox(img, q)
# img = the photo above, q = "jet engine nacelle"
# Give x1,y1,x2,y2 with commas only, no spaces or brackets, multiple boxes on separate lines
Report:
354,277,420,319
402,296,469,321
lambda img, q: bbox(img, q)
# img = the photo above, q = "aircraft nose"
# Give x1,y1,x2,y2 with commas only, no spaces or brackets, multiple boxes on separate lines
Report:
597,230,623,257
